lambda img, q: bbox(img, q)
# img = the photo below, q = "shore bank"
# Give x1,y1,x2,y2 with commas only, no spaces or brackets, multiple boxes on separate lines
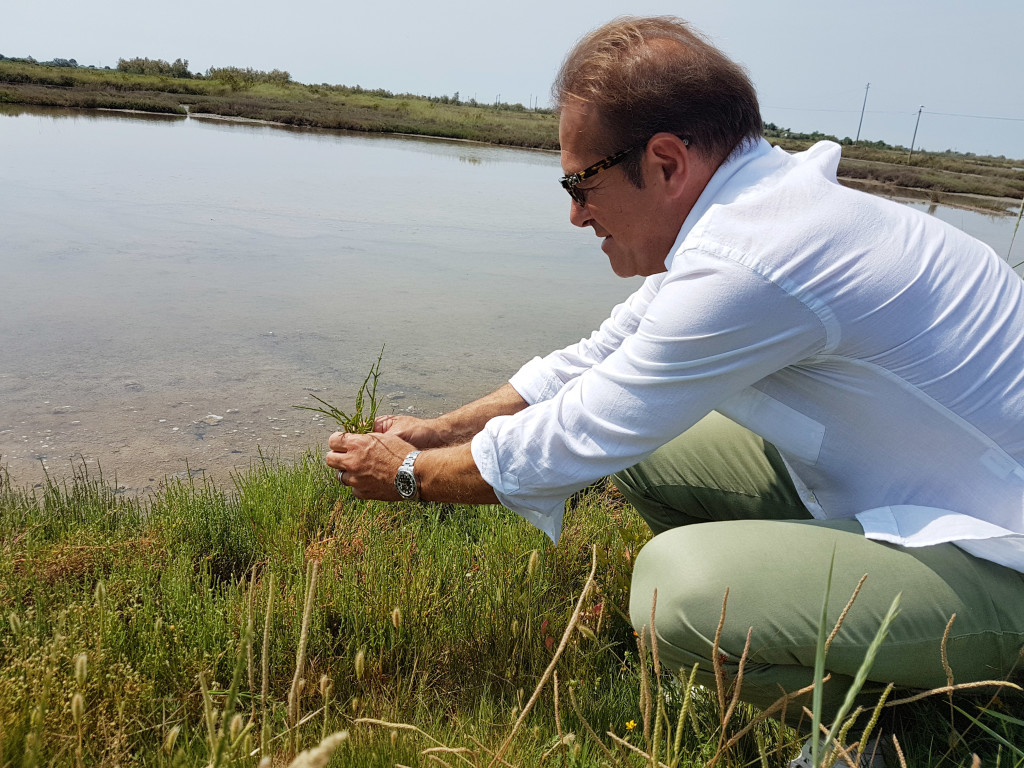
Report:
3,59,1022,215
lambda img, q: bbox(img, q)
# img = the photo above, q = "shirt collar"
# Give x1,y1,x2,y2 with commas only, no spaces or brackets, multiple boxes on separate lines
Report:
663,137,776,271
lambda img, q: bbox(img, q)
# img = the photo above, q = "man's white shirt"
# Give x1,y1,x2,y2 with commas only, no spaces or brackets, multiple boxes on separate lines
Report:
471,138,1024,571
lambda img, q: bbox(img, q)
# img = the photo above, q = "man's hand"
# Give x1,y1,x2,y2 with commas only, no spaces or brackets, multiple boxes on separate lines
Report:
373,414,447,449
326,431,415,500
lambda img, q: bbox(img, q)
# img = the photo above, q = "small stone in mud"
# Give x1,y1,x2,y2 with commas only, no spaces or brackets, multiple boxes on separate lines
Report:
201,414,223,425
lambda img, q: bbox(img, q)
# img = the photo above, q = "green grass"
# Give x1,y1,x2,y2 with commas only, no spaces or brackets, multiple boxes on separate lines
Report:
2,457,1023,767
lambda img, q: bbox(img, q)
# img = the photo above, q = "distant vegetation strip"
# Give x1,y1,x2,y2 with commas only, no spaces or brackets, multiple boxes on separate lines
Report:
2,56,1022,211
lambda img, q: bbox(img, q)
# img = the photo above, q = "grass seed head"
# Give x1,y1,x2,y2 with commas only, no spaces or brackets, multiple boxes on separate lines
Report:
355,649,366,682
163,725,181,754
71,692,84,724
285,731,350,768
74,652,87,687
319,674,332,698
391,607,402,629
527,550,541,579
230,713,244,741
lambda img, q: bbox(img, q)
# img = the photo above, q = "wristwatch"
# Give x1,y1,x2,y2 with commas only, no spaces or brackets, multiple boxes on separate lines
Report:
395,450,422,501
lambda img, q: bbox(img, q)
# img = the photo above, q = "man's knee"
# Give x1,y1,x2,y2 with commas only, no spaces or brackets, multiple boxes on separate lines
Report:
628,526,736,669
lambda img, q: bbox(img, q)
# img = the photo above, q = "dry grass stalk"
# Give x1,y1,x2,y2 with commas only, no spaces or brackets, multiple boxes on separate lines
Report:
825,574,867,654
487,546,598,768
718,626,753,751
421,747,477,757
891,733,907,768
649,590,663,696
553,671,563,745
606,730,671,768
466,735,518,768
712,588,730,714
714,677,826,759
638,625,652,743
941,613,957,692
261,571,276,754
567,684,621,765
540,734,575,764
648,590,665,768
245,569,257,721
356,718,477,767
939,609,961,746
288,560,321,755
886,679,1022,707
284,730,349,768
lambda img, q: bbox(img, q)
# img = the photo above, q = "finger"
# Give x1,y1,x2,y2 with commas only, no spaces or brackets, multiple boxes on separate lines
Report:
327,431,348,451
324,450,345,471
373,415,395,433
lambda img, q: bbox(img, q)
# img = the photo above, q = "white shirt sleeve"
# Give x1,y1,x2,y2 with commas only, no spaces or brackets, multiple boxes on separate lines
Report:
507,275,665,405
472,249,828,542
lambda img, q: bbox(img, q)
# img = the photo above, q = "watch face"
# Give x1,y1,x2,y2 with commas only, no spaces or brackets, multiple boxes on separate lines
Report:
396,470,417,498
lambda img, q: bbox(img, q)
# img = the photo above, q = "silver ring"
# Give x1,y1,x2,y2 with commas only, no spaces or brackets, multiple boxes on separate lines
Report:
337,470,346,484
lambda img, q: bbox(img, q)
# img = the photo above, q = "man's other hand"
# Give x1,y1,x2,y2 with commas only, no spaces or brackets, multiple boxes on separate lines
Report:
374,414,447,449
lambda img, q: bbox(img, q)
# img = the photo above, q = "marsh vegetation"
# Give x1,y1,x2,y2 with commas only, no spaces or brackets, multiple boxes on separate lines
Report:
2,57,1022,213
2,460,1023,766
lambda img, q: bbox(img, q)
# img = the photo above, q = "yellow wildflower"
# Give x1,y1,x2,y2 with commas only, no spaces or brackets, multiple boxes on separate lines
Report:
625,720,637,731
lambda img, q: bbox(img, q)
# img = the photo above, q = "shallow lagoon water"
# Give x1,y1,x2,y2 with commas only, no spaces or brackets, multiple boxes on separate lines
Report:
1,107,639,491
1,106,1021,492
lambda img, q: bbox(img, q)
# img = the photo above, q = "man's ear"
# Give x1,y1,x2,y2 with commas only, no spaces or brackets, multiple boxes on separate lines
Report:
644,132,692,199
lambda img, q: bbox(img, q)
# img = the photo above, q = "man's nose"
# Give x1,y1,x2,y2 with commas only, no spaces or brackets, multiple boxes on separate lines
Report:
568,199,591,228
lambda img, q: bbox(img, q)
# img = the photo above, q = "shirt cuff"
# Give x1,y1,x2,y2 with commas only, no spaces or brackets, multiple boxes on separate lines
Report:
508,356,566,405
471,424,566,544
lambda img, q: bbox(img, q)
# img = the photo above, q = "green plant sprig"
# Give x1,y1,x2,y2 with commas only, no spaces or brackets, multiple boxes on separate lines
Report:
293,345,385,433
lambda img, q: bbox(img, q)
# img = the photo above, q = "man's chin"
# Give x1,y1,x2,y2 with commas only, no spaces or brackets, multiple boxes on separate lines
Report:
605,253,636,278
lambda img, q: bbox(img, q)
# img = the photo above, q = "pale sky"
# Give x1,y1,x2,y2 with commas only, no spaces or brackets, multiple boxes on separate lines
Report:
6,0,1023,159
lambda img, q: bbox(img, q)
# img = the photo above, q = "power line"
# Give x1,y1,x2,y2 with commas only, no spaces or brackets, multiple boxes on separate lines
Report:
924,110,1024,123
763,104,1024,122
764,105,913,116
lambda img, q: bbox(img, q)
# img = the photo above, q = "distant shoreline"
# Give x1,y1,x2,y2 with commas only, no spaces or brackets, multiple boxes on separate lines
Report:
2,58,1022,216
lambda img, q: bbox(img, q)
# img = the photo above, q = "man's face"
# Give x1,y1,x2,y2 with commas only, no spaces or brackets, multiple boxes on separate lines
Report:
558,102,688,278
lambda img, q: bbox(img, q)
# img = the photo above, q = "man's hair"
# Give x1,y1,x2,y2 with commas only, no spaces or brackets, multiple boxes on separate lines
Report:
552,16,762,184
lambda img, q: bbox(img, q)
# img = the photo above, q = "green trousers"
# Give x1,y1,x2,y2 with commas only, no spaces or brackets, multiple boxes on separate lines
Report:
613,412,1024,721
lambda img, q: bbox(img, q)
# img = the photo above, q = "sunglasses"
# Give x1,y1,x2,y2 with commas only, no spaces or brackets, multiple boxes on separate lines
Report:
559,138,690,207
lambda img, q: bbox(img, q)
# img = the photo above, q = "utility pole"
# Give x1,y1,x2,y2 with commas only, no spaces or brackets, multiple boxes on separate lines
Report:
908,105,924,163
855,83,870,142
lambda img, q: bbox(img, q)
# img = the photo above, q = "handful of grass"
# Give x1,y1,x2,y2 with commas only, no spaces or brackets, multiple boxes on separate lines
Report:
294,346,384,433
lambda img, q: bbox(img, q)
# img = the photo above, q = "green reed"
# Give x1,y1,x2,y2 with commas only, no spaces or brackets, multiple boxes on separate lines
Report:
293,345,384,434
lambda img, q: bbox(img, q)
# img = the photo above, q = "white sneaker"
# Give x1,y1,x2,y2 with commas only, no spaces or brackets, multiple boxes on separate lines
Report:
788,737,884,768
